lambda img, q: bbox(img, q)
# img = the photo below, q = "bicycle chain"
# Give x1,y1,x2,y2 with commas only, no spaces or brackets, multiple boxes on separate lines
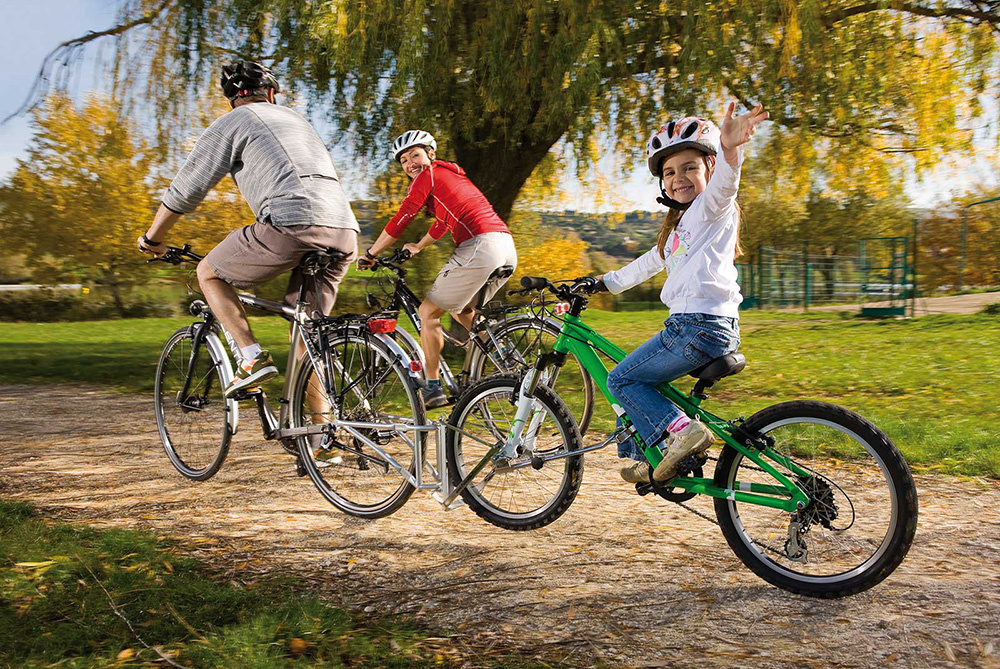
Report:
669,453,789,560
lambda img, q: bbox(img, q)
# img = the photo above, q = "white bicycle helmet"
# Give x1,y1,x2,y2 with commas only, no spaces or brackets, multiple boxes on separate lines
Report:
391,130,437,162
646,117,720,176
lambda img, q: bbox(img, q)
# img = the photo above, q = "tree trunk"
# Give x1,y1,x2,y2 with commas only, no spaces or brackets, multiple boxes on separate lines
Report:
106,273,127,317
452,133,563,224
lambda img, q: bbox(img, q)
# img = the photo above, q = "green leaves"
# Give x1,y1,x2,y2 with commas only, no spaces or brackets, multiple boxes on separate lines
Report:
43,1,1000,219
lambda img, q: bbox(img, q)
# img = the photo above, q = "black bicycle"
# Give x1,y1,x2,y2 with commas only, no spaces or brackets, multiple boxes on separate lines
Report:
364,249,596,432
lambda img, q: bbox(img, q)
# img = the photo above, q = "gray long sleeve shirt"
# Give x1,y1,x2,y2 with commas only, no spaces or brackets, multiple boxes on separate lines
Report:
162,103,359,231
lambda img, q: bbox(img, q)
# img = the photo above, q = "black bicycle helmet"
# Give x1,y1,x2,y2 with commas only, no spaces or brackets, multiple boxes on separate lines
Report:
220,61,280,101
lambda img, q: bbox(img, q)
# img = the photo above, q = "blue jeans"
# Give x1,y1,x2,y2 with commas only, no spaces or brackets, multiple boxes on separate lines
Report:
607,313,740,461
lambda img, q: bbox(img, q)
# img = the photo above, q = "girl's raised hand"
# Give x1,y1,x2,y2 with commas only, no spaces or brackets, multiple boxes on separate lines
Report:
720,101,769,151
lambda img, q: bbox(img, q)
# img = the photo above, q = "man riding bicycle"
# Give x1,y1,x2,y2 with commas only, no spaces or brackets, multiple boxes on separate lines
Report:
360,130,517,408
137,61,359,397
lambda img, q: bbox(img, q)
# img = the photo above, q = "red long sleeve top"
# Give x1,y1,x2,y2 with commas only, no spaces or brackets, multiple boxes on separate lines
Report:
384,161,509,246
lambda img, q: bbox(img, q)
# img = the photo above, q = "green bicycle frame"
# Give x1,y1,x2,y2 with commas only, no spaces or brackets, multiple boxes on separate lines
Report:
550,313,810,512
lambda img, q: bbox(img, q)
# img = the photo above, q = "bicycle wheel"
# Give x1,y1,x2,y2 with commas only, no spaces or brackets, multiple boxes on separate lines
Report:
713,400,918,598
471,317,596,434
445,375,584,530
154,326,231,481
292,329,425,519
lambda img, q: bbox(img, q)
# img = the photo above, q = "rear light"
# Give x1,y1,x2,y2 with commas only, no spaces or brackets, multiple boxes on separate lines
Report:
553,302,570,315
367,318,397,333
409,360,423,373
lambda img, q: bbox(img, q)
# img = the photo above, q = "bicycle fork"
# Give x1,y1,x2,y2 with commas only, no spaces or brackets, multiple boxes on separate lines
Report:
499,353,563,459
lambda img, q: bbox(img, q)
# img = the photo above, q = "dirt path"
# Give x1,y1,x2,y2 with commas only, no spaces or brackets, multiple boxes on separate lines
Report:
1,385,998,668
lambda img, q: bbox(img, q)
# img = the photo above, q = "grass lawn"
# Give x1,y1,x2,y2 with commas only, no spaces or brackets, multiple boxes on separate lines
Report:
1,308,998,478
0,500,547,668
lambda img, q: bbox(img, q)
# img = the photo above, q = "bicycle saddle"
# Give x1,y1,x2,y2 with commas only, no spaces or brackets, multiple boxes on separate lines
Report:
489,265,515,281
689,352,746,382
299,249,350,274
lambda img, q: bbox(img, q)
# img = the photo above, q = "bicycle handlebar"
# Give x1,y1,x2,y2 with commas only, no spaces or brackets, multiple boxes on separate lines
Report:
365,248,412,273
511,275,605,298
147,244,204,265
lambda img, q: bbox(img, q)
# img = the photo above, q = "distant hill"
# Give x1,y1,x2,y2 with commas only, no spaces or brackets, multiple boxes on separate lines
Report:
537,210,663,257
351,200,664,258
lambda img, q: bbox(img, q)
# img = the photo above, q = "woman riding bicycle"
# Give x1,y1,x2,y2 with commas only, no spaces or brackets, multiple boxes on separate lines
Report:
360,130,518,408
601,103,768,485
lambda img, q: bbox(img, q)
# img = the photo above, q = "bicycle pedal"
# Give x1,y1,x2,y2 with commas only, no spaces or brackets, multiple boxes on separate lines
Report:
674,453,708,477
232,387,263,401
295,459,307,477
635,481,654,496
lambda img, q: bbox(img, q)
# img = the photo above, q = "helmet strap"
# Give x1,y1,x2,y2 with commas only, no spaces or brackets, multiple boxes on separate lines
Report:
655,178,692,211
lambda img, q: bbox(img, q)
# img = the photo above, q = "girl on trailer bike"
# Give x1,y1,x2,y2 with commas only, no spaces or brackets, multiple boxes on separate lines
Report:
359,130,518,409
600,103,769,485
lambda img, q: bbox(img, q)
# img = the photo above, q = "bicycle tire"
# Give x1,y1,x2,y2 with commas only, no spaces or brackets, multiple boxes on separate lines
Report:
713,400,918,598
471,317,596,435
154,326,232,481
291,328,425,519
445,374,584,530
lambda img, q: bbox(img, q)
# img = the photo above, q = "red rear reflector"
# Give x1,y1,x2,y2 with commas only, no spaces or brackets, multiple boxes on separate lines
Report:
553,302,570,315
409,360,423,373
367,318,397,333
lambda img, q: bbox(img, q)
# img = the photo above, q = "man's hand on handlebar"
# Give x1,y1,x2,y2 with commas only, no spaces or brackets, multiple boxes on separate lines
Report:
136,234,167,258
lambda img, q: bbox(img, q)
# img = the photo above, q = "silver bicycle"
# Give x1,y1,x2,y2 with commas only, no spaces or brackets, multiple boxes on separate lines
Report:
152,245,585,525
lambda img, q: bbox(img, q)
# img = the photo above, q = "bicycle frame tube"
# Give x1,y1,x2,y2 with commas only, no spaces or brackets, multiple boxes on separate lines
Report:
550,314,809,512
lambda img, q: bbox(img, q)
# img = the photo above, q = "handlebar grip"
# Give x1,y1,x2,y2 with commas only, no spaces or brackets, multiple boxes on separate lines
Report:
520,276,548,290
399,249,411,261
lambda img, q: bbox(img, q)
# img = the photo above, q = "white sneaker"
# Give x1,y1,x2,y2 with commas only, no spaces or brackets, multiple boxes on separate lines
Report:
653,420,714,481
620,460,650,484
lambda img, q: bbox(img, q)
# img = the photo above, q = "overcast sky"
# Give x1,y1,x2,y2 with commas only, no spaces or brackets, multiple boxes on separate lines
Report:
2,0,995,213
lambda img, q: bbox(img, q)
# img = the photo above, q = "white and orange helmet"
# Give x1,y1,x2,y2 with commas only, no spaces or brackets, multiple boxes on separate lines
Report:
646,117,721,176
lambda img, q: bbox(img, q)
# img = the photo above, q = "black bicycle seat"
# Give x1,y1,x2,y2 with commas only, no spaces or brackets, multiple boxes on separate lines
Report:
689,352,746,382
299,249,350,273
489,265,515,281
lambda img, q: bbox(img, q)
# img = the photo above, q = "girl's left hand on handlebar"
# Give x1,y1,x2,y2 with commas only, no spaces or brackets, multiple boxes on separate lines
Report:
402,243,421,257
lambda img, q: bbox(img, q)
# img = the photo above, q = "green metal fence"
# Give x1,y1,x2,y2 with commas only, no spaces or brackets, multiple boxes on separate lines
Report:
606,240,916,314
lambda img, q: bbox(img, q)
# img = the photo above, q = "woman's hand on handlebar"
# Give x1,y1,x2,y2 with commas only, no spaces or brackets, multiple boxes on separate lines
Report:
357,246,380,270
402,243,421,257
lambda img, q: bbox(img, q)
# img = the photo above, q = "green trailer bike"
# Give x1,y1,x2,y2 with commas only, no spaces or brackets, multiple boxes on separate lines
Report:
443,276,918,598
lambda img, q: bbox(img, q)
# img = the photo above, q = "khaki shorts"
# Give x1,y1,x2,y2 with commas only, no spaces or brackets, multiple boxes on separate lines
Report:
205,222,358,315
425,232,518,313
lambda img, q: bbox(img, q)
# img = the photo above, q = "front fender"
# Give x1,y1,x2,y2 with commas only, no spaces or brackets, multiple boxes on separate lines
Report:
194,324,240,435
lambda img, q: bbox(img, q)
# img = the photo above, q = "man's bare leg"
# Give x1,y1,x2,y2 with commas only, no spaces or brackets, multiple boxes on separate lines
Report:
197,260,258,349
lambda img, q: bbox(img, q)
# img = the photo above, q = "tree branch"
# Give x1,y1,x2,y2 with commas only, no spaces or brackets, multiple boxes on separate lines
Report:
2,0,174,124
822,1,1000,29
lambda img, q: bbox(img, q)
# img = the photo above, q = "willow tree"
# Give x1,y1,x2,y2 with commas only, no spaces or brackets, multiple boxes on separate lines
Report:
21,0,1000,220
